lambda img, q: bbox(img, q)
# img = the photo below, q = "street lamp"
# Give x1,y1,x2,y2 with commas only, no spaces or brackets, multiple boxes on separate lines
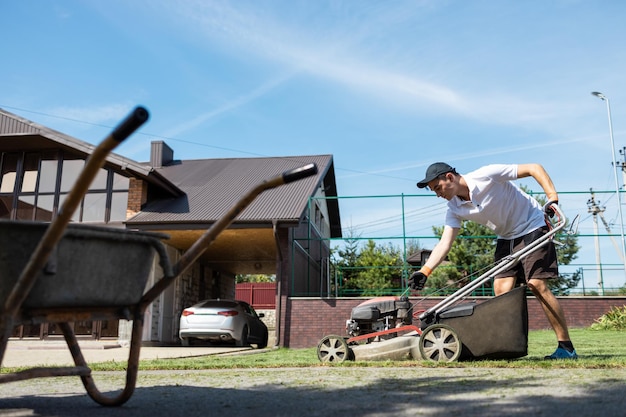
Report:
591,91,626,280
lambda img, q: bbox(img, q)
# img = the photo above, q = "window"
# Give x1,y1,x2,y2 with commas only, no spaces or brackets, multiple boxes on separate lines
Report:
39,159,58,193
20,153,39,193
0,153,18,218
0,153,18,193
0,150,129,223
60,159,84,192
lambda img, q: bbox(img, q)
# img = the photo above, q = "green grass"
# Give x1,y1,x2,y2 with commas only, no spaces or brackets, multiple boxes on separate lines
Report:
84,328,625,371
3,328,623,374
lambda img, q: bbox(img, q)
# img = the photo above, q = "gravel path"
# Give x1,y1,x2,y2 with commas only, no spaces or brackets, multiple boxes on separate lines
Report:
1,366,625,416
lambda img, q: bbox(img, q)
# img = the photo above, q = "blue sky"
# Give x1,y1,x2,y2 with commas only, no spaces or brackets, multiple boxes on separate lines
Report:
2,1,626,288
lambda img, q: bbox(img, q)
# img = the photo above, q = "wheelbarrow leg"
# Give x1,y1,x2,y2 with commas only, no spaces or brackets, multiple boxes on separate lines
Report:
61,315,143,407
0,316,15,367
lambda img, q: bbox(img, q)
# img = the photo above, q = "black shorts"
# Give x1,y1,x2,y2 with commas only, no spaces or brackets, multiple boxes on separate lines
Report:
494,226,558,282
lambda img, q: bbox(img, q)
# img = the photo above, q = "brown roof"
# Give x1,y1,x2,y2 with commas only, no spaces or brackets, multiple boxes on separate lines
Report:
0,108,184,197
126,154,341,236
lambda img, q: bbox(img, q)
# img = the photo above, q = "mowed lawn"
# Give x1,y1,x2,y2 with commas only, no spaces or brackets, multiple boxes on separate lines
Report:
92,328,625,372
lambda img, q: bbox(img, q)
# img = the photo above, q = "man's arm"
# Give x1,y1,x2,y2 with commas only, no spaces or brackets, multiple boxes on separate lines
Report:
423,225,460,271
517,163,558,202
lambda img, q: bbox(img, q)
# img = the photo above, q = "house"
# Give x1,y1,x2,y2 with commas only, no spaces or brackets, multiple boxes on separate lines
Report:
406,249,432,267
0,108,342,346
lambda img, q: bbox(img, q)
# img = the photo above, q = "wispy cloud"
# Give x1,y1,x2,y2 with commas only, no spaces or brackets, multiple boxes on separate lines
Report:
160,72,294,138
339,133,599,180
46,103,134,126
162,1,570,133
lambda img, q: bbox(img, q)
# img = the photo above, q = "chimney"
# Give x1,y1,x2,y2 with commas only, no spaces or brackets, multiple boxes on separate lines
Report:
150,141,174,168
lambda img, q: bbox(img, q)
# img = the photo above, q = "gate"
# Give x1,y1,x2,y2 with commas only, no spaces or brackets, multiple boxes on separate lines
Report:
235,282,276,309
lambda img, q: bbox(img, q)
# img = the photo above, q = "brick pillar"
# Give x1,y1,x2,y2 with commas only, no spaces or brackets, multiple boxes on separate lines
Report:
127,178,148,218
276,227,291,347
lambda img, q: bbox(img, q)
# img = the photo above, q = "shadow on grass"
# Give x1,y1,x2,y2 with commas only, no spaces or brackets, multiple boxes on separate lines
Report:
1,367,624,417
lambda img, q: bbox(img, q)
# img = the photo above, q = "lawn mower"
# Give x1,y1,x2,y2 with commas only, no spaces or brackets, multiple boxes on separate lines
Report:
317,204,575,363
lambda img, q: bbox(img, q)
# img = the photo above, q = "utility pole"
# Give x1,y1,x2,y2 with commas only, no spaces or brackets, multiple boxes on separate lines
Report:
588,188,626,293
592,92,626,280
619,146,626,192
587,189,604,292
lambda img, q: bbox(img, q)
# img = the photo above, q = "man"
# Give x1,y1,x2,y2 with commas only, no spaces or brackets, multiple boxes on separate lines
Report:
409,162,577,360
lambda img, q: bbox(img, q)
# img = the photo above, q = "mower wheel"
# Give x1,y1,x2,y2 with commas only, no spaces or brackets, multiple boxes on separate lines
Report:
419,324,462,362
317,335,352,363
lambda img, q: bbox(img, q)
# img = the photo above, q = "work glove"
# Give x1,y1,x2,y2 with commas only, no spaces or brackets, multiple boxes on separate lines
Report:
409,271,428,290
543,200,559,218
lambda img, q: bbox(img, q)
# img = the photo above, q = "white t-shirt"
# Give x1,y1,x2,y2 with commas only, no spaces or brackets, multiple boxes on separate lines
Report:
444,164,546,239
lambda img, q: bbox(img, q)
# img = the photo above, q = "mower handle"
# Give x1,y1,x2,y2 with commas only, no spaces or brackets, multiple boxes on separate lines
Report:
548,201,566,229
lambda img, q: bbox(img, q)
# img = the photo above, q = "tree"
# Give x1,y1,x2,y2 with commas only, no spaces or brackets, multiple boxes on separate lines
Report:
236,274,275,283
332,227,360,290
404,239,422,261
349,240,404,295
331,235,406,295
428,221,496,294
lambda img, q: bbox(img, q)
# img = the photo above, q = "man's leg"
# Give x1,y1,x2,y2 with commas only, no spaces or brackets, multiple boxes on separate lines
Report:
528,278,577,359
524,278,579,360
493,276,515,296
527,278,571,341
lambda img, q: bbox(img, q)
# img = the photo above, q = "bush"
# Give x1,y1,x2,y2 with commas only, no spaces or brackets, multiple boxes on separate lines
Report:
590,305,626,331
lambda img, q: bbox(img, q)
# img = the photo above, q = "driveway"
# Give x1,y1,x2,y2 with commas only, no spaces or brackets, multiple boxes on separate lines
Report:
1,339,251,368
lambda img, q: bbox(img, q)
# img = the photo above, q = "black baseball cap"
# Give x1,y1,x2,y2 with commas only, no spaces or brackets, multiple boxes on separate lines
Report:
416,162,456,188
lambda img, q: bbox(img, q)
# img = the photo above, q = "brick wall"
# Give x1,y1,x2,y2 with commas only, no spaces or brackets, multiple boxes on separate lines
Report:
284,296,626,348
127,178,147,217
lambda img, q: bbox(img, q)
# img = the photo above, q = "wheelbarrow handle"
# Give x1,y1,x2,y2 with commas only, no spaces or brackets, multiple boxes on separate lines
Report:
282,163,318,184
111,106,150,143
59,106,149,218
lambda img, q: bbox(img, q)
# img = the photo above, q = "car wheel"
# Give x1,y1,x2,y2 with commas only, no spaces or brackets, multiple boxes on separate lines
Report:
236,326,249,347
257,329,268,349
181,337,191,347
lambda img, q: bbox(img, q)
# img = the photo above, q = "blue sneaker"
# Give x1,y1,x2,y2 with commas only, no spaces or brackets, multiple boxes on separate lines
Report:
544,347,578,360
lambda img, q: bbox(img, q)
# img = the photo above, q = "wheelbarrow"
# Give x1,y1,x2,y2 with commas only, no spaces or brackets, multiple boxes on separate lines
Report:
317,204,572,363
0,106,318,406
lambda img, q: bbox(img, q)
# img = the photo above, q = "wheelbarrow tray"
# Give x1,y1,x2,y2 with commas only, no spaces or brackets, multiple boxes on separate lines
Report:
0,220,168,309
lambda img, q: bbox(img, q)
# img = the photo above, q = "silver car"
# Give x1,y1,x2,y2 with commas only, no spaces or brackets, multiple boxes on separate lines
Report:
179,299,268,348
